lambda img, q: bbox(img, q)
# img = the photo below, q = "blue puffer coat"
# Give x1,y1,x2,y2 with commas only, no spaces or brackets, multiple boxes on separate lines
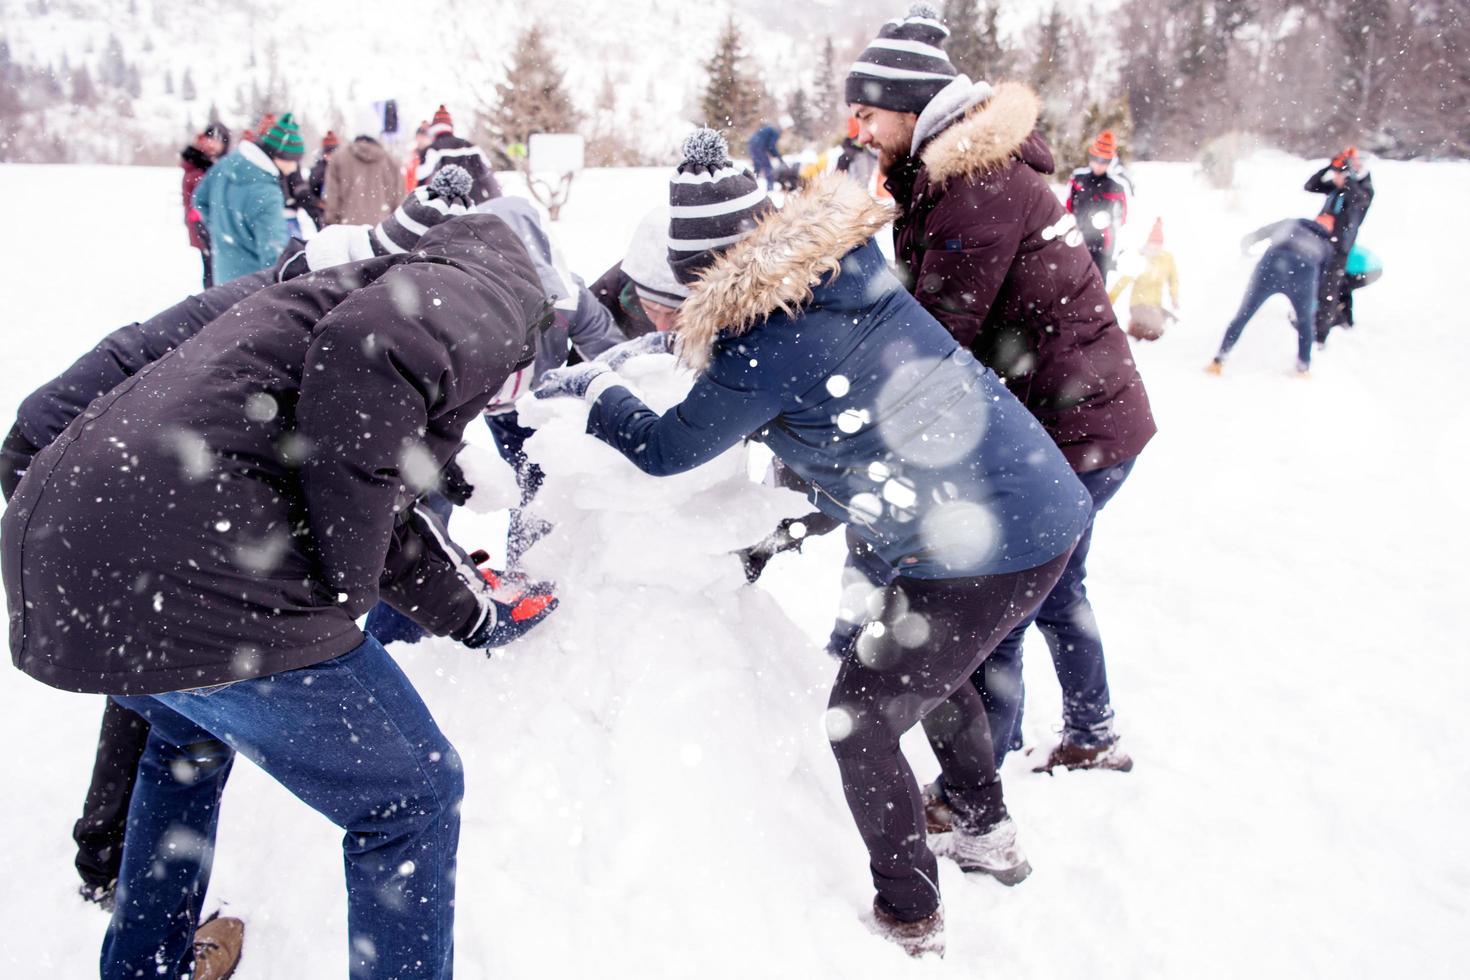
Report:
586,176,1090,579
192,141,289,283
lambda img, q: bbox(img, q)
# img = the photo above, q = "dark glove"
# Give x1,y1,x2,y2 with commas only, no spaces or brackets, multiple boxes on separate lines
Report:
735,517,814,584
439,458,474,507
456,565,558,650
532,362,617,400
595,331,676,370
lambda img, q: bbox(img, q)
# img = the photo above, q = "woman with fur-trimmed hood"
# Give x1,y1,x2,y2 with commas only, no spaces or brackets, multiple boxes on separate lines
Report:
847,4,1154,779
533,130,1091,957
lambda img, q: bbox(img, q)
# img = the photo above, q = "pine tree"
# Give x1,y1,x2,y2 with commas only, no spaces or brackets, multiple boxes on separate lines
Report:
787,86,814,142
701,17,763,142
125,63,142,99
488,25,580,150
163,68,173,95
946,0,1005,81
811,36,841,134
181,67,196,102
72,63,98,106
945,0,1007,81
1030,5,1066,97
101,33,126,88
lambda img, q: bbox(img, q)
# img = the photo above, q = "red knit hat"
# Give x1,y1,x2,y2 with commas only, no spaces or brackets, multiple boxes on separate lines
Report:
1090,130,1117,160
1147,218,1164,247
255,113,276,139
847,115,860,140
322,130,340,150
1315,213,1336,233
428,105,454,137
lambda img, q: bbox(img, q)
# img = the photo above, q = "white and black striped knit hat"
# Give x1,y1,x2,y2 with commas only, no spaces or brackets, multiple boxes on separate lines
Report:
667,128,774,285
845,3,957,114
370,164,474,255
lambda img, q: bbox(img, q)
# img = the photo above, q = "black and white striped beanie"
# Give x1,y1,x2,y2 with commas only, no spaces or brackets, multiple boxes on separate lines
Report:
845,4,957,114
370,164,474,255
667,128,774,286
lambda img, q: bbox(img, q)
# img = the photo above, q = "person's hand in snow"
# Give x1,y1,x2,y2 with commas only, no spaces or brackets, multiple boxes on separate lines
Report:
456,564,558,650
595,331,677,371
532,362,624,401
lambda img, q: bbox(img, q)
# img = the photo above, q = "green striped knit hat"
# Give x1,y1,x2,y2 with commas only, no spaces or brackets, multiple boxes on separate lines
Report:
259,112,304,161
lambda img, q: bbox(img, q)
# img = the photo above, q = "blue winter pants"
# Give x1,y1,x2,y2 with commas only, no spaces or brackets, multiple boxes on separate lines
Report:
977,457,1135,762
1217,249,1320,367
106,637,462,980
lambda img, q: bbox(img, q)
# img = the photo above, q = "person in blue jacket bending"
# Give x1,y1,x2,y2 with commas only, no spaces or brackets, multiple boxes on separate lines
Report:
534,131,1090,958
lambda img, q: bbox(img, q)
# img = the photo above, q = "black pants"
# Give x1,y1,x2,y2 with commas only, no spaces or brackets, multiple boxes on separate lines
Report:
73,698,152,890
1315,251,1351,342
827,548,1073,922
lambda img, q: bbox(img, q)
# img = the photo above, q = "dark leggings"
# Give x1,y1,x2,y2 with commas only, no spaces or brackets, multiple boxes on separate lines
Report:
827,548,1073,922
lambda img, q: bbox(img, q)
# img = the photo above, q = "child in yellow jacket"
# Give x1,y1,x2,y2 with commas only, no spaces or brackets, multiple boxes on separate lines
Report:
1109,218,1179,340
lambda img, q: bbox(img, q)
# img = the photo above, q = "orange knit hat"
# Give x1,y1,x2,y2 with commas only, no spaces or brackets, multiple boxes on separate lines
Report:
1090,130,1117,160
1315,213,1336,233
1147,218,1164,247
847,115,860,140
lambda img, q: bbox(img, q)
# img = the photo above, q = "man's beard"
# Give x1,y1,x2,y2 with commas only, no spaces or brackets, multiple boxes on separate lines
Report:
877,143,911,172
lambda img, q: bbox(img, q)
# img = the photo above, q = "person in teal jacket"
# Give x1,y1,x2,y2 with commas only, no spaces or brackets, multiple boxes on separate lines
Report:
192,113,304,283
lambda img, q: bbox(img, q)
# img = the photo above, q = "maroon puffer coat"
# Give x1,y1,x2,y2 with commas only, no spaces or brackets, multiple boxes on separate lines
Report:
888,82,1155,473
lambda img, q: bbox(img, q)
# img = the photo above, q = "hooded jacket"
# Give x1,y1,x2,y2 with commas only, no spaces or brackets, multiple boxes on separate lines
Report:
474,196,626,389
324,138,403,226
887,80,1156,473
3,215,550,694
584,174,1090,580
192,141,289,284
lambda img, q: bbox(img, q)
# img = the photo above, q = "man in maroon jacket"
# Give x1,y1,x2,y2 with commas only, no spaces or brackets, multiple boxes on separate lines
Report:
846,5,1155,777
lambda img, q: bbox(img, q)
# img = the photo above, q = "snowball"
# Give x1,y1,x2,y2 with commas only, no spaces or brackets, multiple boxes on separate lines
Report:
825,374,851,398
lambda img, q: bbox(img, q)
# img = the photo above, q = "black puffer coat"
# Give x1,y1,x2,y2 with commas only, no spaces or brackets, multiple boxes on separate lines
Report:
3,214,549,694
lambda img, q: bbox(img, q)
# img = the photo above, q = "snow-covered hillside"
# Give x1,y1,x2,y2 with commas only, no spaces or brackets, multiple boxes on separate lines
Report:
1,0,897,163
0,156,1467,977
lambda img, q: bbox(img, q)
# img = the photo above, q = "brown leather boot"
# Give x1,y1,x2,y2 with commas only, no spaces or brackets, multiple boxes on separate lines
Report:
871,899,945,958
1032,738,1134,773
191,915,245,980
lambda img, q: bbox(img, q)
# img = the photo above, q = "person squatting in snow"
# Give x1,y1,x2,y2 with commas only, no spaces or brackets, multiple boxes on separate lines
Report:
1,198,561,979
533,128,1092,958
846,4,1155,779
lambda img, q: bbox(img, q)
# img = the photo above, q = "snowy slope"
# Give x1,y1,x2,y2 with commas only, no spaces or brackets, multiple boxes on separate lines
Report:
0,157,1467,977
1,0,895,162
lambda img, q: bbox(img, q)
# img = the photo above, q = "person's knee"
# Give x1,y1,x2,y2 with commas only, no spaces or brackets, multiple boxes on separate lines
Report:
424,739,465,820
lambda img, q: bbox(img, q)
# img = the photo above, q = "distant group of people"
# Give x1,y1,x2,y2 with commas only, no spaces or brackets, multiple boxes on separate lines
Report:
1210,147,1378,375
2,3,1391,977
179,105,499,290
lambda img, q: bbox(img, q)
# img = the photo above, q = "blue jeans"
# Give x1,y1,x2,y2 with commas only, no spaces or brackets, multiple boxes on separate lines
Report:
977,457,1135,761
107,637,462,980
1217,250,1320,367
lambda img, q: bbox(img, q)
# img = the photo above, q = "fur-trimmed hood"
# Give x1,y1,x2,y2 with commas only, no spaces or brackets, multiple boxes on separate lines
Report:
677,172,893,372
919,81,1048,186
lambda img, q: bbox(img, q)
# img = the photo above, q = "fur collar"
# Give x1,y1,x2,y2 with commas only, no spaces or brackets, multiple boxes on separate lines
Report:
919,81,1041,186
677,173,893,372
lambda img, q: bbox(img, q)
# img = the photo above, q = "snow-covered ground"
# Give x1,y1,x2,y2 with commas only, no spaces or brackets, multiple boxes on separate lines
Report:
0,156,1467,977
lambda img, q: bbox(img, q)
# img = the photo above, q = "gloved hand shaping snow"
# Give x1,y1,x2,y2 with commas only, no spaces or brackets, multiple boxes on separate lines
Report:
595,331,677,371
532,362,624,401
457,566,559,650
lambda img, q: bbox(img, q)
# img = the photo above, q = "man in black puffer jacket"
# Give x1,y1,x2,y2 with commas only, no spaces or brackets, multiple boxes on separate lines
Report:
2,213,556,979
